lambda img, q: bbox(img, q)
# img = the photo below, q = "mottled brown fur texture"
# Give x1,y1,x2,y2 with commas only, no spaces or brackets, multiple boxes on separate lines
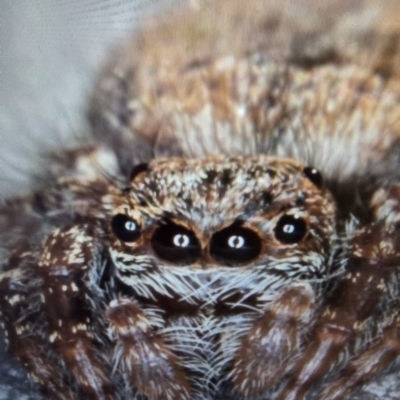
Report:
2,1,400,399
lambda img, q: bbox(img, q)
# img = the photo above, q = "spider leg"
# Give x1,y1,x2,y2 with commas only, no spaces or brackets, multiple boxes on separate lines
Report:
38,225,118,400
276,185,400,400
231,283,316,397
106,298,191,400
0,256,78,400
318,318,400,400
315,185,400,400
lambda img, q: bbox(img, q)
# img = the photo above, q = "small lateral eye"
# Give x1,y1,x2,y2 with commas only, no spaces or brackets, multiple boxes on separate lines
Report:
303,166,323,188
151,221,201,264
210,225,262,265
112,214,141,243
130,162,149,181
274,215,307,244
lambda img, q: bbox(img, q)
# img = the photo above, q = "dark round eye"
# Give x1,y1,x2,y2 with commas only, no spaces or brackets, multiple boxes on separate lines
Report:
303,166,323,188
112,214,141,243
274,215,307,244
210,225,262,265
151,221,201,264
130,162,149,181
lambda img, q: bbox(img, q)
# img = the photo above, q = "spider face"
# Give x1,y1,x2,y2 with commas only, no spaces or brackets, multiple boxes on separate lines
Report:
4,141,400,400
102,156,338,397
110,157,335,260
109,156,336,303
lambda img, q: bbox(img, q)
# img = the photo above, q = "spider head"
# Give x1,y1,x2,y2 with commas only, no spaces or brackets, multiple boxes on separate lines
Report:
107,155,337,310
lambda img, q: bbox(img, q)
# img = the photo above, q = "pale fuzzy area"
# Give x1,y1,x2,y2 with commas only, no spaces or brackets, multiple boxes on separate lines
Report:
0,0,178,198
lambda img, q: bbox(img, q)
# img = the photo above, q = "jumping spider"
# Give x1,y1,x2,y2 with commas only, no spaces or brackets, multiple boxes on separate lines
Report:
2,0,400,399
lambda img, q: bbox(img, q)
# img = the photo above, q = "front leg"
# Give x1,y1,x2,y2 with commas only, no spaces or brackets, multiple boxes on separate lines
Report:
106,298,191,400
39,224,117,400
275,223,397,400
40,224,191,400
231,283,316,397
319,319,400,400
0,254,78,400
276,184,400,400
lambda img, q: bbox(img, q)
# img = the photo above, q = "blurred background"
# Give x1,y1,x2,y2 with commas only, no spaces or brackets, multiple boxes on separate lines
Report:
0,0,180,197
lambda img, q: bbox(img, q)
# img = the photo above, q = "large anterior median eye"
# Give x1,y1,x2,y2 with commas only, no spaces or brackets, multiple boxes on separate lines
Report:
274,214,307,244
112,214,141,242
151,221,201,263
210,225,262,265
